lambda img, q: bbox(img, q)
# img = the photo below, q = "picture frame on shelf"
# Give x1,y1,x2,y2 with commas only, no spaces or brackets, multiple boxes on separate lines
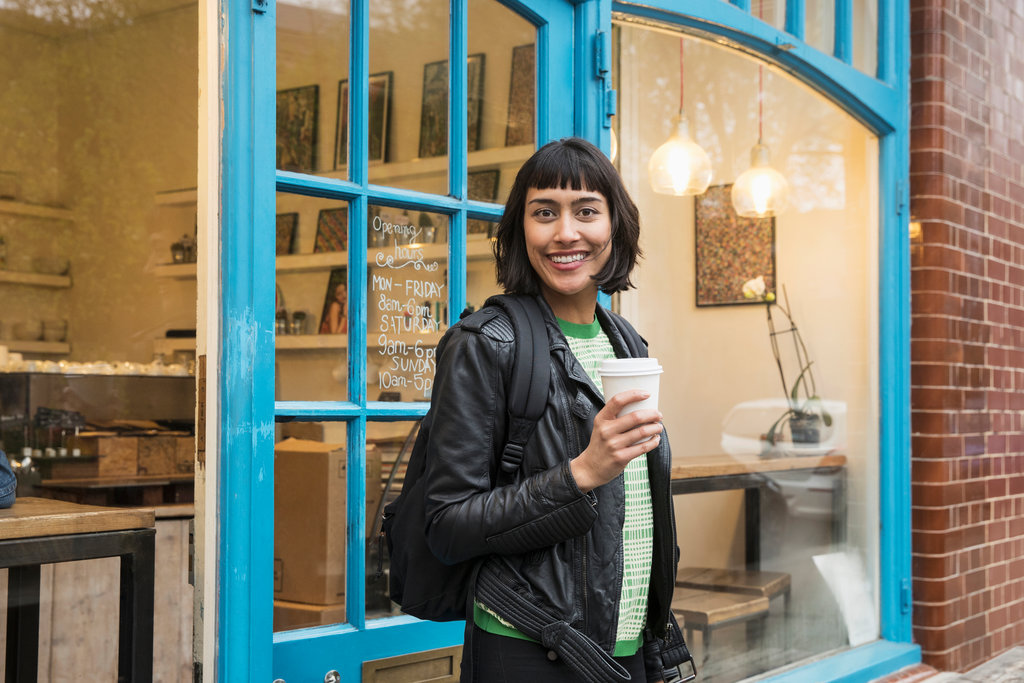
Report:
418,53,486,158
277,85,319,172
505,43,535,146
467,169,500,237
276,213,299,255
314,207,348,253
335,71,393,169
694,184,776,307
318,267,348,335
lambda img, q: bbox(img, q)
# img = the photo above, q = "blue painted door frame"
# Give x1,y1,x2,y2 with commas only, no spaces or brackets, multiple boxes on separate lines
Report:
217,0,914,680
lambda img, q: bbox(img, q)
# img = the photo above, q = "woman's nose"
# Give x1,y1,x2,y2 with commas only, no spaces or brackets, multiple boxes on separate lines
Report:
553,213,579,242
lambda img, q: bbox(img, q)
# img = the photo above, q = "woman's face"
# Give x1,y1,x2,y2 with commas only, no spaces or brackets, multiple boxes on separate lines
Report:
523,185,612,305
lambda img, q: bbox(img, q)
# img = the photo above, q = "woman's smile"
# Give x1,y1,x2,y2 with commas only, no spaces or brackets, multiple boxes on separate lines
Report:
523,185,612,321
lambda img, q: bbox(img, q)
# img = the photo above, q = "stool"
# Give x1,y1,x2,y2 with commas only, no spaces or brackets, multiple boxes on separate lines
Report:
676,566,791,612
1,497,155,683
671,587,769,665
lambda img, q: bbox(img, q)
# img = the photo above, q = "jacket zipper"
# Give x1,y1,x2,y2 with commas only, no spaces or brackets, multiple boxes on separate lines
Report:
552,356,589,629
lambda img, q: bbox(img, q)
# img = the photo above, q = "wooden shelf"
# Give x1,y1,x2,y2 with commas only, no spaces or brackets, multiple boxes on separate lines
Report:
154,188,197,206
0,199,74,221
358,144,532,184
275,331,443,351
156,241,493,280
7,340,71,355
0,270,71,288
153,263,197,278
277,252,348,272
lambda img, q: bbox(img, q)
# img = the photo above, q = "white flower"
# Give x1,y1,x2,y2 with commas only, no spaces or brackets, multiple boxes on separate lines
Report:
742,276,767,300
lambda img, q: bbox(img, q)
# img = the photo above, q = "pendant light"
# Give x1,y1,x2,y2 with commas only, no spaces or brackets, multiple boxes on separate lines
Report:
648,38,711,196
732,2,789,217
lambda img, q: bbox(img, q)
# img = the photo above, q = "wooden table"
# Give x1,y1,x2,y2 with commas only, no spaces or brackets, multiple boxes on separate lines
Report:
40,473,194,507
671,453,847,568
0,497,156,683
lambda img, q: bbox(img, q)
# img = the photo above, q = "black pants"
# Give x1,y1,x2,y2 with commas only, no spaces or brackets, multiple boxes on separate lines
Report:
469,626,648,682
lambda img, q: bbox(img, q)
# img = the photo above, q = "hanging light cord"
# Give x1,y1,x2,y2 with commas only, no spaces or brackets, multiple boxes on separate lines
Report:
757,0,764,140
679,37,685,114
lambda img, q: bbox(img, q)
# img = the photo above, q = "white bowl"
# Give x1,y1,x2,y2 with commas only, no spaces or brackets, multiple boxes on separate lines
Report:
12,321,42,341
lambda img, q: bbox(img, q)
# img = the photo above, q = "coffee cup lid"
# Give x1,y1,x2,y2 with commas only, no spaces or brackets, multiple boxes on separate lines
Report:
598,358,662,375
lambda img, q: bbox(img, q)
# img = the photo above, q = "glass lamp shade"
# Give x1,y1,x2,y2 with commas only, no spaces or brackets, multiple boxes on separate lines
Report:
647,114,712,196
609,126,619,163
731,142,790,218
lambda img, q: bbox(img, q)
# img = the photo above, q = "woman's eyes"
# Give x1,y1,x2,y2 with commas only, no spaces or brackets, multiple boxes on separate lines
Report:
532,206,601,219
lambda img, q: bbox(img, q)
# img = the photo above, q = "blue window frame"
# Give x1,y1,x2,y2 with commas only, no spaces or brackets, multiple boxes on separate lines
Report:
215,0,913,680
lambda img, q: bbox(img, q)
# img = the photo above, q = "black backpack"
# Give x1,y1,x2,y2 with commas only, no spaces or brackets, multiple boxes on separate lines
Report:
379,294,551,621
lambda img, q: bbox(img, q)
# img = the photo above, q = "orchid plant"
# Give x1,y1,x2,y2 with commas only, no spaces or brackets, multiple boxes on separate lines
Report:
743,276,832,446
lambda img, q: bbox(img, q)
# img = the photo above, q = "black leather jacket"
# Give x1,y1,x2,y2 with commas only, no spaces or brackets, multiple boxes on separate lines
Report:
422,296,682,681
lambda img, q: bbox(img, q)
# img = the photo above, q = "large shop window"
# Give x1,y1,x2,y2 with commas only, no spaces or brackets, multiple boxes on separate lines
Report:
273,0,532,631
613,24,881,680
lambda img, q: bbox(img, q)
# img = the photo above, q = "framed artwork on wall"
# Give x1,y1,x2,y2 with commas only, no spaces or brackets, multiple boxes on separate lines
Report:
276,85,319,172
276,213,298,255
335,71,393,169
467,169,500,237
418,54,486,158
318,267,348,335
314,207,348,253
505,43,535,146
695,184,776,307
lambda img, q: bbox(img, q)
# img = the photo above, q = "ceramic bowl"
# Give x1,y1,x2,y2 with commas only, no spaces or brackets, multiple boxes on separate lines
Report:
42,319,67,342
31,256,70,276
13,320,42,341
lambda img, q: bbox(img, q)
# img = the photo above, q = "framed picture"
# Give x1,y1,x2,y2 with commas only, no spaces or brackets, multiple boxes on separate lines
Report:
318,267,348,335
695,184,776,307
276,213,298,255
418,54,486,158
314,207,348,253
335,72,393,169
467,169,500,236
505,44,535,146
277,85,319,172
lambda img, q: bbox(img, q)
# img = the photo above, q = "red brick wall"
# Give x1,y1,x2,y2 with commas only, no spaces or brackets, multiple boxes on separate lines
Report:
910,0,1024,672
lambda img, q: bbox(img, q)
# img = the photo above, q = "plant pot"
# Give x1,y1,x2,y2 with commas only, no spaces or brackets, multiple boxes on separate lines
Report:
789,413,822,444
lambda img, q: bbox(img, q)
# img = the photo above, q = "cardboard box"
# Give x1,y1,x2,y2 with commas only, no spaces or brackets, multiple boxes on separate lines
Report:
273,438,380,605
49,436,139,478
137,436,178,475
273,599,345,632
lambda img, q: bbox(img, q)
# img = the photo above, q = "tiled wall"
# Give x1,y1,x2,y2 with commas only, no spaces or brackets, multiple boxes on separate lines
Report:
910,0,1024,672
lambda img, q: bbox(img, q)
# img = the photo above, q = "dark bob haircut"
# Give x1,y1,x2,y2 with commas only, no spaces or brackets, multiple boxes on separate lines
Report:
492,137,641,295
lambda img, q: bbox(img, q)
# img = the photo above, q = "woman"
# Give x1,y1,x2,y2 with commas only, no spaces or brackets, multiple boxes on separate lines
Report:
319,281,348,334
423,138,687,682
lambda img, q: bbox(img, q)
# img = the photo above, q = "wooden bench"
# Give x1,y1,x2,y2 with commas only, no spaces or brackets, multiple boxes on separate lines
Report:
671,587,770,665
0,497,155,682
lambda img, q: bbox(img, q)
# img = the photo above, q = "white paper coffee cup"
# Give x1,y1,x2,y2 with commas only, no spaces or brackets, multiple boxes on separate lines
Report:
599,357,663,420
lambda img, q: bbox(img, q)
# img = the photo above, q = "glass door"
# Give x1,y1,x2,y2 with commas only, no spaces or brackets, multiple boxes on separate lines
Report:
216,0,587,680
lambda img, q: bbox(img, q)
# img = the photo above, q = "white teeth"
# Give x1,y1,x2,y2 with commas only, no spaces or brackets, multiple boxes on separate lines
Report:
550,253,586,264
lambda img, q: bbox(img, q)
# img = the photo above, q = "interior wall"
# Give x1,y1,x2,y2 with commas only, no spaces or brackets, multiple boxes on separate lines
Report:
616,25,879,569
1,6,198,364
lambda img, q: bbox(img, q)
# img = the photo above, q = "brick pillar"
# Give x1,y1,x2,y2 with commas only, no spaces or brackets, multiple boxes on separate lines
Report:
910,0,1024,672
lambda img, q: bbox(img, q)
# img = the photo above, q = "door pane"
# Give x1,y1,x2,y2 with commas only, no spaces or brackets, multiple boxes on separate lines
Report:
367,206,448,400
367,418,422,619
468,0,536,205
277,1,350,177
368,0,449,194
275,193,350,402
274,421,349,632
614,24,880,680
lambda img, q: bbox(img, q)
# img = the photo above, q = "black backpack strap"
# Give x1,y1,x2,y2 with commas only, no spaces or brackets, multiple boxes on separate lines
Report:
482,295,550,483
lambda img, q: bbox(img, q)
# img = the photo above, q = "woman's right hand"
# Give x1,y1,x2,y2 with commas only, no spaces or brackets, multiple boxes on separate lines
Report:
569,390,663,493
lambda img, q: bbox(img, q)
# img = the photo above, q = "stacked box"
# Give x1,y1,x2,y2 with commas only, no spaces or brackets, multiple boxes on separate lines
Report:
273,599,346,632
49,436,139,478
273,438,381,606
